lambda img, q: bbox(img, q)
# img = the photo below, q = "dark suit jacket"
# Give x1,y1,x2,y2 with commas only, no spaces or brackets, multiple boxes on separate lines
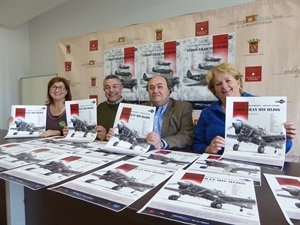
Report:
145,98,194,151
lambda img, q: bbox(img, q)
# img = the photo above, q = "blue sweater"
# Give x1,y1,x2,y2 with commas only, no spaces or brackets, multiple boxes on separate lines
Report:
192,92,292,154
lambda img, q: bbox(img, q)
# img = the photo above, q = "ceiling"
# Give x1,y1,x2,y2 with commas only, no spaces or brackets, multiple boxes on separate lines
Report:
0,0,68,29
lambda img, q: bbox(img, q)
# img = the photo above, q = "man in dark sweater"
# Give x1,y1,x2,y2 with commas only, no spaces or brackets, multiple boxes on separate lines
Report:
96,75,127,140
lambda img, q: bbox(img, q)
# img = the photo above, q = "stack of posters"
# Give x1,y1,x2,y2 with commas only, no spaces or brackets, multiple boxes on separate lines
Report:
5,105,47,138
223,96,287,170
128,149,199,172
138,169,260,225
50,160,173,212
102,103,155,156
187,153,261,186
264,174,300,224
0,142,76,172
63,98,97,142
0,151,116,190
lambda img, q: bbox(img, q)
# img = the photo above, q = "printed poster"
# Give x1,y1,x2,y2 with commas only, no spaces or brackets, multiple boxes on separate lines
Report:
223,96,287,170
102,103,155,156
5,105,47,138
264,174,300,224
64,98,97,142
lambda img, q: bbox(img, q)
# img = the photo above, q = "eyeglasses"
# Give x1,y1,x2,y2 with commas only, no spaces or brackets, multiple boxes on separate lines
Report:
50,85,66,91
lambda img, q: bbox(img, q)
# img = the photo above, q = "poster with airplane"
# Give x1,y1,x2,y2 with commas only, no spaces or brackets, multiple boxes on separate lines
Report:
264,174,300,224
5,105,47,138
50,160,173,212
139,169,260,225
64,98,97,142
102,103,155,156
223,96,286,169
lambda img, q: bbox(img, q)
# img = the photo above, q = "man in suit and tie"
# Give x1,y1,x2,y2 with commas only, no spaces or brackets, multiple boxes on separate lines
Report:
144,75,194,151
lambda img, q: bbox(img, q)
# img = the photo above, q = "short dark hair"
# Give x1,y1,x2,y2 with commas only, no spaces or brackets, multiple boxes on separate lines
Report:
103,75,122,87
146,75,172,94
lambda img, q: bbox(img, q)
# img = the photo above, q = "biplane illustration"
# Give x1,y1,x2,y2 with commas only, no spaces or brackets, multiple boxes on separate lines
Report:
69,116,96,137
277,186,300,208
199,159,259,174
85,169,155,193
113,121,148,150
227,119,285,153
11,119,45,135
165,181,256,211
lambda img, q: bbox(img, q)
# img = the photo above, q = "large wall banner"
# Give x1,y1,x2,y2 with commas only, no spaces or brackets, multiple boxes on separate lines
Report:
57,0,300,162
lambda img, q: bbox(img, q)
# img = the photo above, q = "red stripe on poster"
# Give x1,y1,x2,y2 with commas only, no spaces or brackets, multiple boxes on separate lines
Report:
164,41,177,74
119,107,131,123
124,47,135,77
233,102,249,120
70,104,79,116
15,108,26,118
213,34,229,62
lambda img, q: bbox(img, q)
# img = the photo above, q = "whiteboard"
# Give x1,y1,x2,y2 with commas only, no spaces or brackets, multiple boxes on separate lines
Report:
21,74,57,105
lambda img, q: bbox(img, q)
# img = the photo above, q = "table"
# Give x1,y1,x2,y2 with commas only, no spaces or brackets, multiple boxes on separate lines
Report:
1,129,298,225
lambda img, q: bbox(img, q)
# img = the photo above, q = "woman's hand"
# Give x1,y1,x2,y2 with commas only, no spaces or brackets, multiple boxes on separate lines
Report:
285,122,297,140
207,136,225,154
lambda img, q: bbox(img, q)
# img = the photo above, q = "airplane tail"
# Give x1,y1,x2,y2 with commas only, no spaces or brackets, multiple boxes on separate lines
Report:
186,70,192,78
143,73,148,80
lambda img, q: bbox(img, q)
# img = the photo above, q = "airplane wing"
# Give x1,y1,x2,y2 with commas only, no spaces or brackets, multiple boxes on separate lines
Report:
261,134,285,143
226,134,239,140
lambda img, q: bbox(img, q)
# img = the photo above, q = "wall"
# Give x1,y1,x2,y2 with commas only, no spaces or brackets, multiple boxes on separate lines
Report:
0,0,256,129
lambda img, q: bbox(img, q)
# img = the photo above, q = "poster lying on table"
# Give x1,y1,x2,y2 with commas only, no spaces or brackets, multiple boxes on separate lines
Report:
223,96,287,170
264,174,300,224
186,153,261,186
5,105,47,138
50,160,173,212
64,98,97,142
0,152,111,190
128,149,199,172
139,169,260,225
102,103,155,156
0,142,76,172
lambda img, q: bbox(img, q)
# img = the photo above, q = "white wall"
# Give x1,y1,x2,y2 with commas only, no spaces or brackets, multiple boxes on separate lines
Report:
0,24,30,129
0,0,256,129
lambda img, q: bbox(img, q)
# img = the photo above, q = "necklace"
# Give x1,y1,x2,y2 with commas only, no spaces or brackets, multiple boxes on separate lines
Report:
221,105,226,112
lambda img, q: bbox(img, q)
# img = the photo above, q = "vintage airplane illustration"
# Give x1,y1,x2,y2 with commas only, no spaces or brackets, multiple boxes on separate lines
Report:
85,169,155,192
3,151,43,163
139,153,189,165
199,159,260,174
115,64,132,78
152,61,174,75
120,78,137,90
69,116,96,137
26,160,81,176
204,56,222,62
142,73,180,89
11,119,45,135
113,121,148,150
165,181,256,211
226,119,285,153
185,70,207,86
277,186,300,208
198,63,215,70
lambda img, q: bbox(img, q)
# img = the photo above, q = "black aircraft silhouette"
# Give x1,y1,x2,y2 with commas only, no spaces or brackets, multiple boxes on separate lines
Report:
185,70,207,86
277,186,300,208
227,119,285,153
115,64,132,78
120,78,137,90
143,73,180,89
139,153,189,165
157,61,171,66
85,170,155,193
113,121,148,150
152,61,174,75
198,63,215,70
199,159,259,174
205,56,222,62
69,116,96,137
166,181,256,211
4,152,44,163
26,160,81,176
11,119,45,135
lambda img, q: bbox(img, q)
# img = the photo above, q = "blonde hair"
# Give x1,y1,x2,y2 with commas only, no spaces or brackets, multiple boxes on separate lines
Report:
206,63,243,96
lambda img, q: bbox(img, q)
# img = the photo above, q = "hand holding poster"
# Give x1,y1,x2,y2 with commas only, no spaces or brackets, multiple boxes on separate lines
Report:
102,103,155,156
223,96,287,169
5,105,47,139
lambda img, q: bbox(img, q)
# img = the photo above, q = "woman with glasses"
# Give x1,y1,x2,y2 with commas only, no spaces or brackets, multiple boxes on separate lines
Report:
7,77,72,137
